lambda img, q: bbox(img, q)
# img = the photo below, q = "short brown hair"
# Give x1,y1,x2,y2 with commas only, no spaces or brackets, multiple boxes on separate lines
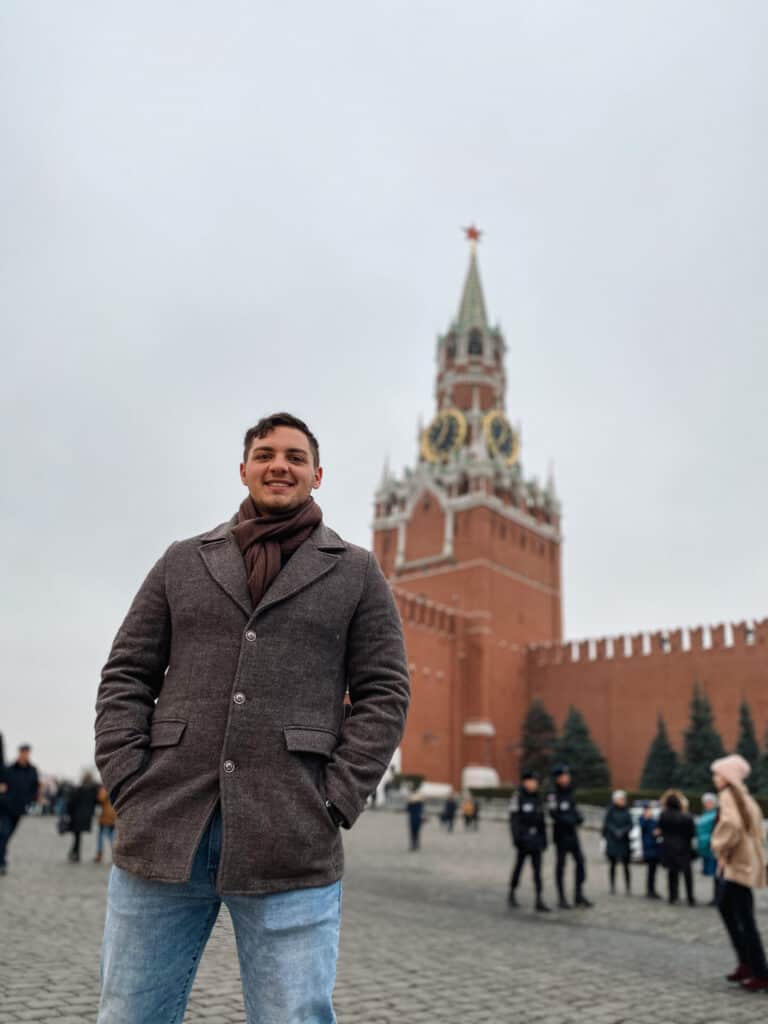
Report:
242,413,320,467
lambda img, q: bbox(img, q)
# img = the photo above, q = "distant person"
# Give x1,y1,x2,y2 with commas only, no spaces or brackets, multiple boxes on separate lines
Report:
602,790,632,895
696,792,719,905
0,743,40,876
462,793,479,830
547,763,592,908
659,791,696,905
710,755,768,992
407,783,426,851
66,771,100,862
639,802,661,899
508,771,550,912
440,792,458,832
94,786,116,863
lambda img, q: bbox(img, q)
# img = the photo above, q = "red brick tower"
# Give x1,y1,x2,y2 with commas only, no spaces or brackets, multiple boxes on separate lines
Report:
373,228,563,786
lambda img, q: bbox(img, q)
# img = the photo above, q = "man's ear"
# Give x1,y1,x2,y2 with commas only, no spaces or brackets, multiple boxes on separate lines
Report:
239,463,247,485
313,466,323,489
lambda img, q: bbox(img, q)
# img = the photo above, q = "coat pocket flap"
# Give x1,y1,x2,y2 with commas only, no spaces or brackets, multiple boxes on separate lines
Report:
149,719,187,748
284,726,338,758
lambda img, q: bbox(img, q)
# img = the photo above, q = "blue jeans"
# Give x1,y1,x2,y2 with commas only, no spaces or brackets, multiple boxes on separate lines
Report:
98,810,340,1023
97,824,115,855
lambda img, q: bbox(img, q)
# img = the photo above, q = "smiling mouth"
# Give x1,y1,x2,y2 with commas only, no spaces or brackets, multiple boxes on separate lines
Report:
265,481,293,490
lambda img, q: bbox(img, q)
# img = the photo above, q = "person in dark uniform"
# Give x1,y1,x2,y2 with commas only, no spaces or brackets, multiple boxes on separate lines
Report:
508,770,550,912
547,763,593,909
0,743,40,876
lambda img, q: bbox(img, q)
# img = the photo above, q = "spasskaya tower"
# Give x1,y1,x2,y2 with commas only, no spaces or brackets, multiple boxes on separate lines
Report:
372,228,562,787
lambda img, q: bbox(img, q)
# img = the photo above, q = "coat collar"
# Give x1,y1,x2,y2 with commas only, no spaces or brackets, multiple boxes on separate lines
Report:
198,517,346,621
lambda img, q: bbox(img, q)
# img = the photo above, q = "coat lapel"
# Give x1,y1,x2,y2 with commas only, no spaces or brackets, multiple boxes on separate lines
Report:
251,524,346,621
198,520,347,622
198,520,252,618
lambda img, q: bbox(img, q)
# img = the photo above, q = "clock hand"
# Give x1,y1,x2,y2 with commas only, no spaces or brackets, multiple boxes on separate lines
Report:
436,418,451,448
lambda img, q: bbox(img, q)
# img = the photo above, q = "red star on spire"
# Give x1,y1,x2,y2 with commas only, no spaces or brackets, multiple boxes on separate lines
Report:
463,224,483,243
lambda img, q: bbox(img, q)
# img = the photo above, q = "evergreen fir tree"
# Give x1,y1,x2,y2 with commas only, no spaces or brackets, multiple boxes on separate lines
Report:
679,683,725,791
735,700,759,770
753,723,768,795
640,715,680,790
554,707,611,788
519,699,557,779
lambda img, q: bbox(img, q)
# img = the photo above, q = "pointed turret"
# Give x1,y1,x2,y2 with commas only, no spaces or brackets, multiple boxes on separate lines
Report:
455,247,488,332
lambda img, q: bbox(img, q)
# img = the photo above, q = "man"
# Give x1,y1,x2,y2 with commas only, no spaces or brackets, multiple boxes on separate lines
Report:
508,770,549,912
547,763,592,908
0,743,40,875
94,412,410,1024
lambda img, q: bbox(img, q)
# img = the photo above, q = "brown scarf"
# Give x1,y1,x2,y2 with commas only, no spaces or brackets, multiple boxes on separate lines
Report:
232,496,322,608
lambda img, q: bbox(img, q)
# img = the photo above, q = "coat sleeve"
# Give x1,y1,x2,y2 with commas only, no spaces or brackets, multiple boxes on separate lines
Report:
324,553,410,828
711,790,742,861
94,550,173,801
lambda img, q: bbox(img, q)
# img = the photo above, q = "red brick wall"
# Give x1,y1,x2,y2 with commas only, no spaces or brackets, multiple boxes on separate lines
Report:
528,622,768,789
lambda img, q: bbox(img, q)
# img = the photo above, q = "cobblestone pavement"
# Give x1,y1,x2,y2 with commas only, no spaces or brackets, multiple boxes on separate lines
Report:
2,812,768,1022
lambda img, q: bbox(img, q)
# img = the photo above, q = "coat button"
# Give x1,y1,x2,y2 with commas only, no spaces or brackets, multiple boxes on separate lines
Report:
245,630,257,642
233,692,246,705
223,760,235,774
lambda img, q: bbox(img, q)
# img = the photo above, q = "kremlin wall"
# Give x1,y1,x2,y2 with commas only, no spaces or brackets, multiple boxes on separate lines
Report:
374,232,768,790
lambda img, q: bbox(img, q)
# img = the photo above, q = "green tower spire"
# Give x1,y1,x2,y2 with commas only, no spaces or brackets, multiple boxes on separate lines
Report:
455,226,488,332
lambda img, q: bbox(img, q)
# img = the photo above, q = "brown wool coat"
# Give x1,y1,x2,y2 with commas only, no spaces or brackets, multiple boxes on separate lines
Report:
711,784,767,890
94,519,410,894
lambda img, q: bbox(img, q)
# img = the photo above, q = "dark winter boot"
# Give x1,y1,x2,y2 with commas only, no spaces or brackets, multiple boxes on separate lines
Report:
558,896,572,909
535,898,551,913
507,890,519,909
574,893,593,908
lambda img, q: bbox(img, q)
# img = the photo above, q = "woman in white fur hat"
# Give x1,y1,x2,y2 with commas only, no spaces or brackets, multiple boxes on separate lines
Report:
710,754,768,992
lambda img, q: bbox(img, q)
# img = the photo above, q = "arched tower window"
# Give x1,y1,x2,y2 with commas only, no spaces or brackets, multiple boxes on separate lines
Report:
468,328,483,356
446,337,457,360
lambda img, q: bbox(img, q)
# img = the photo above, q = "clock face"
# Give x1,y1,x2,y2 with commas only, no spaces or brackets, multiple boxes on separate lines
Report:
483,410,520,465
421,409,468,462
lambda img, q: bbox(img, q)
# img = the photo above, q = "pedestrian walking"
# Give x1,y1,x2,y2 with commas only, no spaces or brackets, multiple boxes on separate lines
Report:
440,792,458,832
94,413,410,1024
696,792,719,905
547,763,592,908
710,754,768,992
602,790,632,895
658,791,696,905
66,771,100,862
94,785,116,863
639,802,662,899
0,743,40,876
407,783,426,850
508,771,550,912
462,793,479,830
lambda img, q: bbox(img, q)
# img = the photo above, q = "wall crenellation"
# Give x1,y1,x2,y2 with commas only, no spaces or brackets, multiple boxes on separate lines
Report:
391,587,458,636
528,618,767,668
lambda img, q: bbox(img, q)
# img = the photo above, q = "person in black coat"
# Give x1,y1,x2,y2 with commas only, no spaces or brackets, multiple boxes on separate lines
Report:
547,763,592,908
0,743,40,875
66,771,100,862
659,791,696,906
508,771,550,912
406,783,426,851
639,801,662,899
602,790,633,894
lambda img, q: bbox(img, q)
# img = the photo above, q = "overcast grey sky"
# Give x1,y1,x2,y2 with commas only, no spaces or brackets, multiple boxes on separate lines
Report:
1,2,766,777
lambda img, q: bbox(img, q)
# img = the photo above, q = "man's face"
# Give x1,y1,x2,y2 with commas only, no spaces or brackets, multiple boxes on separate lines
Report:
240,426,322,515
17,749,30,766
556,772,571,788
523,778,538,793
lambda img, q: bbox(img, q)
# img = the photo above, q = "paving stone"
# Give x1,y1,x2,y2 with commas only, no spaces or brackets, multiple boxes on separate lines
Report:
3,814,768,1022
